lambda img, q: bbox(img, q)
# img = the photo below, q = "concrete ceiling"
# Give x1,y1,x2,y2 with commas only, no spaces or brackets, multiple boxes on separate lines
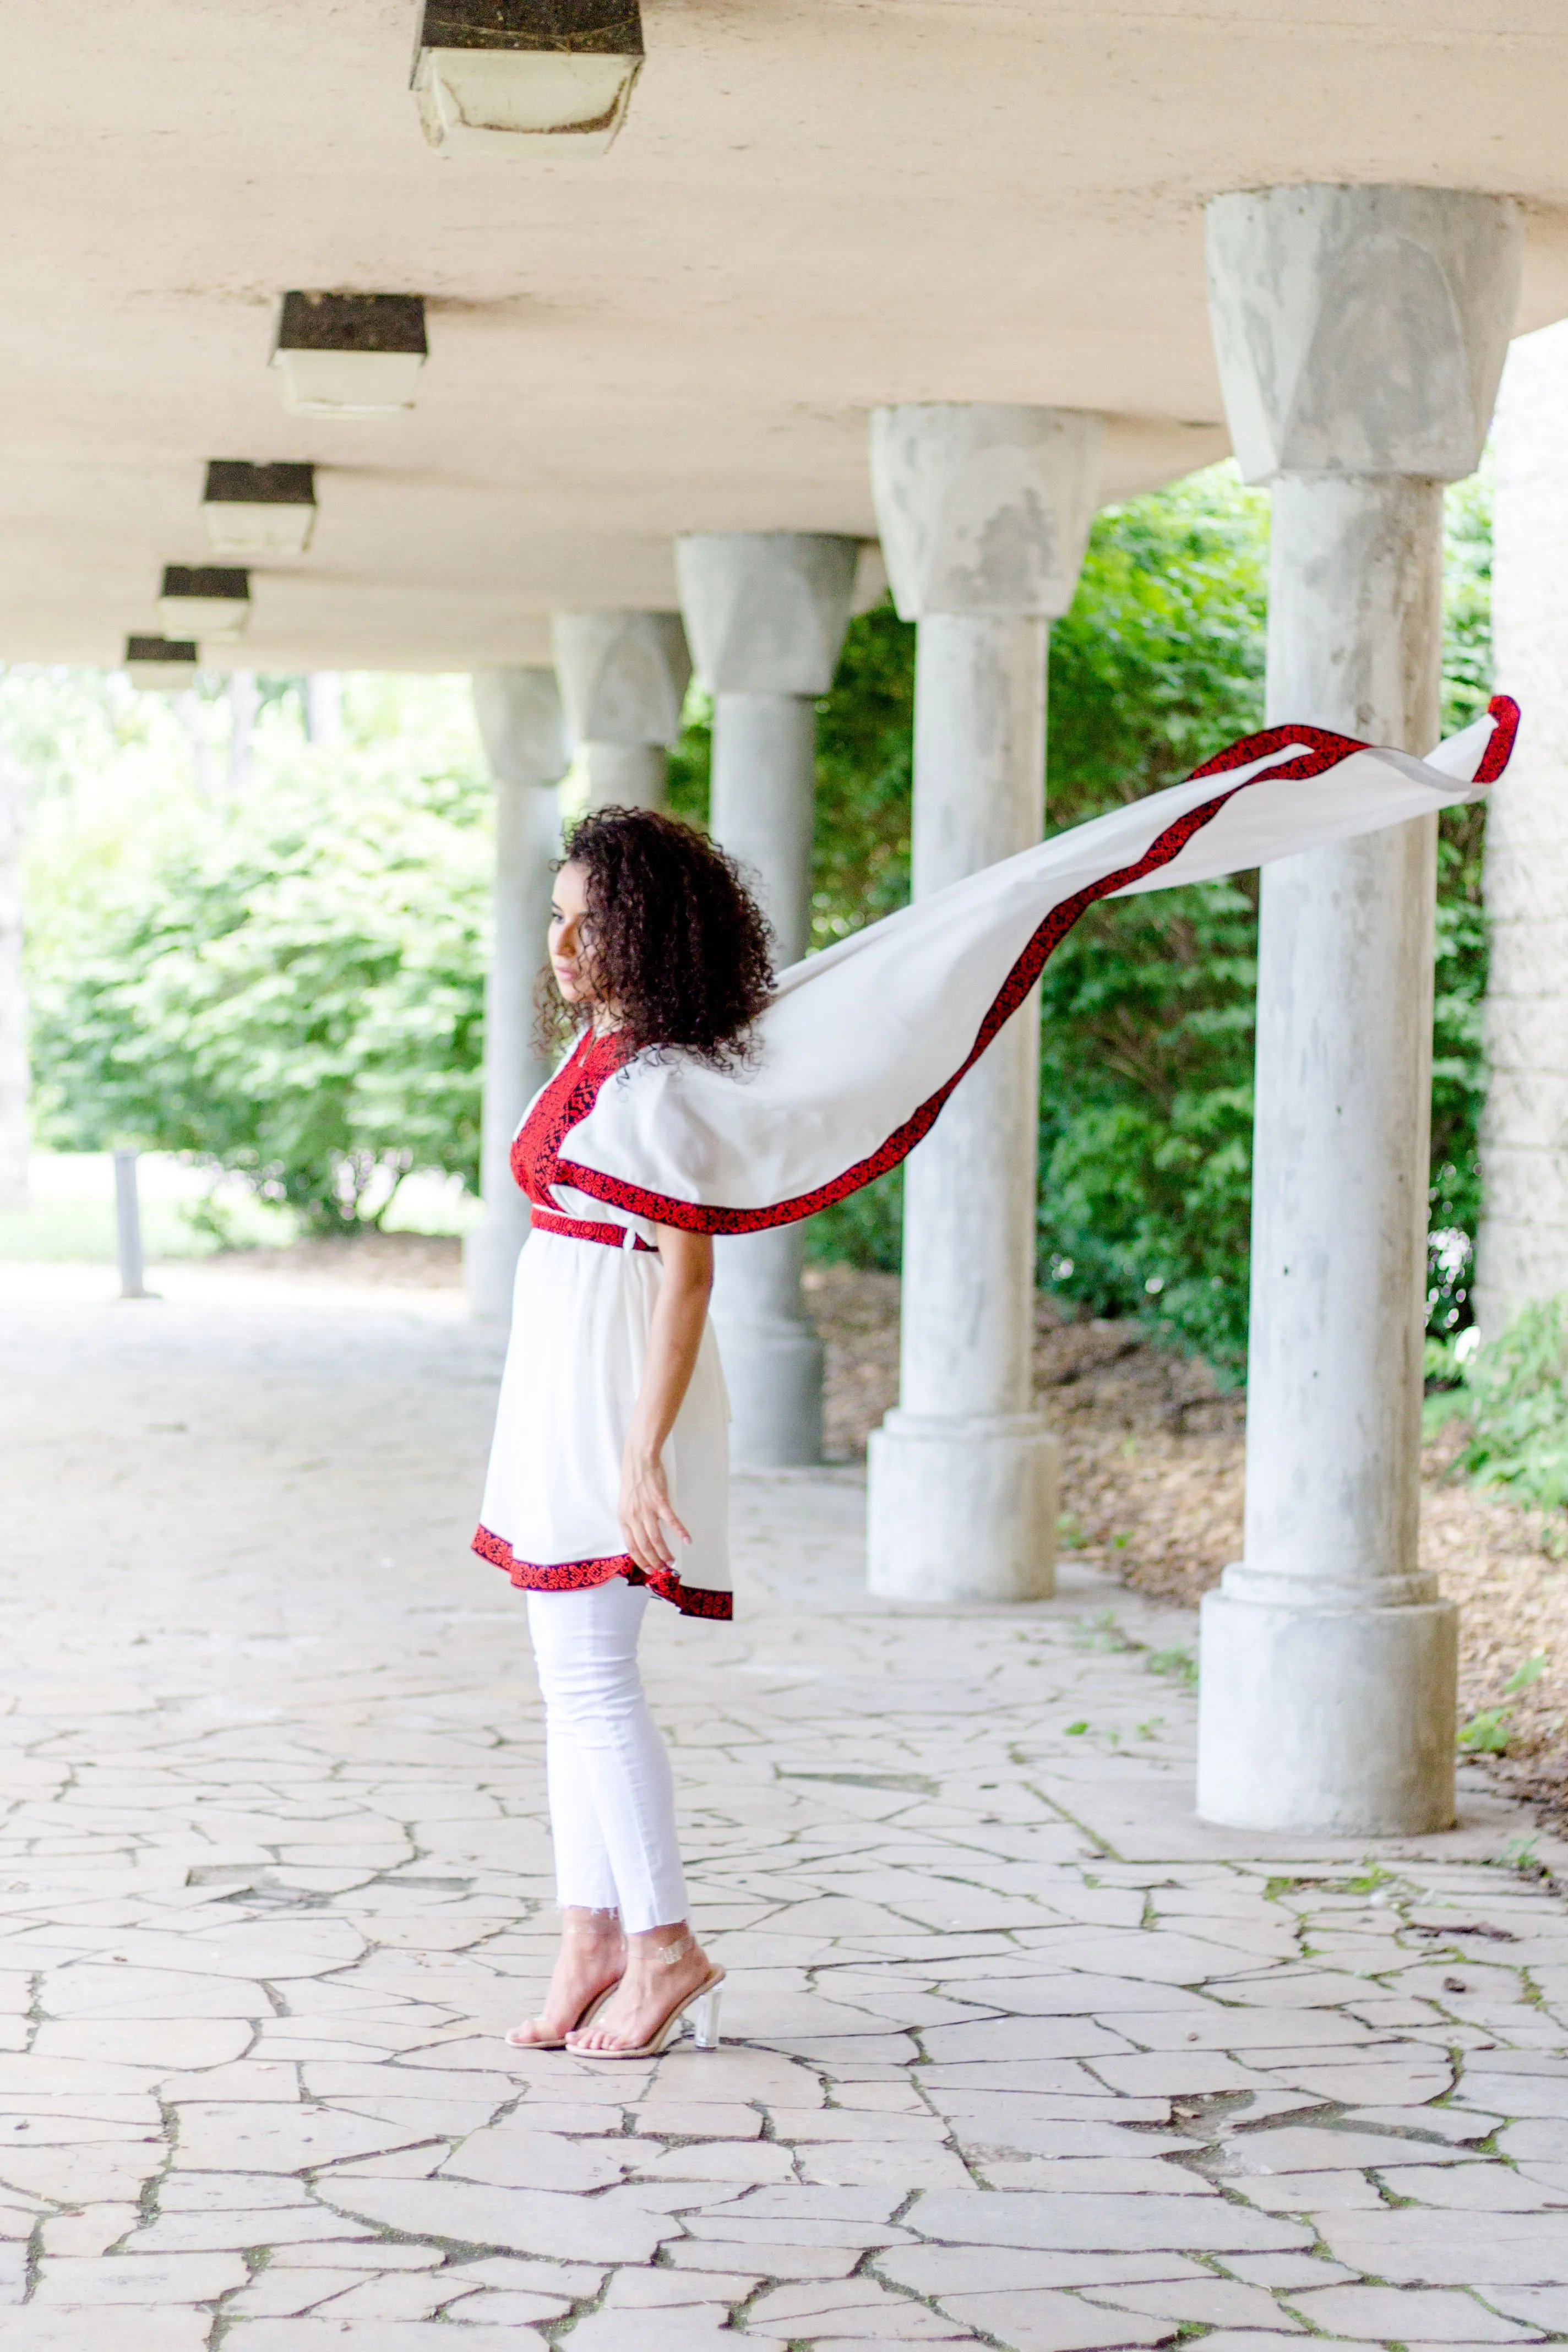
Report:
8,1,1568,674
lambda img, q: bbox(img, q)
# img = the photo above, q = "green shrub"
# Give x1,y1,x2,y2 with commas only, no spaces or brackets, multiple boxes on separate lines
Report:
29,679,489,1231
1458,1295,1568,1509
1458,1707,1512,1754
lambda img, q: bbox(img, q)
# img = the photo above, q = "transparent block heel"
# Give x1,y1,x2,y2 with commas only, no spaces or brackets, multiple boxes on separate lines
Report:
692,1986,723,2050
565,1956,726,2061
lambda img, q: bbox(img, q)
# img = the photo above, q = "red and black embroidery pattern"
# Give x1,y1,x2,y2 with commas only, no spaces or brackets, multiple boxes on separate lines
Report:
510,1032,600,1206
529,1207,656,1253
472,1523,733,1621
509,1033,654,1254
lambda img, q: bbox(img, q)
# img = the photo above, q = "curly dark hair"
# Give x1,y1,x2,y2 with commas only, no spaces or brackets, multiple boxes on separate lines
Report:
535,806,775,1069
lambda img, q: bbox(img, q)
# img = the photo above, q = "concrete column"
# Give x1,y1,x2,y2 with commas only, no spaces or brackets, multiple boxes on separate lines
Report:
0,743,26,1209
464,669,570,1322
677,530,859,1466
227,671,257,794
306,673,343,746
1476,322,1568,1337
1197,185,1522,1834
864,404,1104,1602
551,611,690,811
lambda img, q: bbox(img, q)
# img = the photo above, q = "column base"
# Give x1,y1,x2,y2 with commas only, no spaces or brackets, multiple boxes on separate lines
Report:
867,1411,1058,1604
1196,1583,1457,1835
464,1206,528,1324
712,1317,824,1468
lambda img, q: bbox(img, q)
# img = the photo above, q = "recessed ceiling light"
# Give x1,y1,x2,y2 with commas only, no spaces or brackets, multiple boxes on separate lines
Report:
202,461,317,556
271,292,427,418
159,567,251,641
124,636,199,692
411,1,643,158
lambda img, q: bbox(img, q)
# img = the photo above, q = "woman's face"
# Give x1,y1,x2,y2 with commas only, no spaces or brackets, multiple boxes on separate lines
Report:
548,862,595,1006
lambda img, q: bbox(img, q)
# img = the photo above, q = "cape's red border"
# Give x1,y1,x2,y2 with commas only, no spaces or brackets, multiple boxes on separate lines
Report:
472,1523,733,1620
545,703,1518,1238
1473,693,1520,783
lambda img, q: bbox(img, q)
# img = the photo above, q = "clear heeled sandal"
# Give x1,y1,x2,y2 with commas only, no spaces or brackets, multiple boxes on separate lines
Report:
505,1913,626,2052
505,1977,622,2052
566,1933,726,2061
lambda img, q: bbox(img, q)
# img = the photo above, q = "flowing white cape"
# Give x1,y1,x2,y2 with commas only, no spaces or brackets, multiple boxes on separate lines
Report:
547,699,1520,1234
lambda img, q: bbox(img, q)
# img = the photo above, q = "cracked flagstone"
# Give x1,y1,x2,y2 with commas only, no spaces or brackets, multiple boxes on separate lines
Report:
2,1282,1568,2348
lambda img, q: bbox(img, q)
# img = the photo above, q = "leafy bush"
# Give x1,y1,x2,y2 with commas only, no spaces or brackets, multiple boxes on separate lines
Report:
1457,1295,1568,1510
1035,473,1266,1369
29,680,489,1231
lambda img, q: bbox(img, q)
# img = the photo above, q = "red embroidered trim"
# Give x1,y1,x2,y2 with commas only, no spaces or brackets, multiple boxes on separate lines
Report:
510,1032,598,1205
1181,719,1363,780
509,1032,652,1247
529,1207,656,1253
1476,694,1520,784
472,1524,733,1620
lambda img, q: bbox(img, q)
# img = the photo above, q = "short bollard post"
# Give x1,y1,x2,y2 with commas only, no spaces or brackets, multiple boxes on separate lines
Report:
113,1148,148,1300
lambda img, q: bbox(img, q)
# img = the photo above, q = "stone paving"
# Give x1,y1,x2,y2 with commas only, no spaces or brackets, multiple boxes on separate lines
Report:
3,1273,1568,2351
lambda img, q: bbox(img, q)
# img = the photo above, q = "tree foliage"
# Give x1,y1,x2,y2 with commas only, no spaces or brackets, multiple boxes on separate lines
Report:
28,677,489,1231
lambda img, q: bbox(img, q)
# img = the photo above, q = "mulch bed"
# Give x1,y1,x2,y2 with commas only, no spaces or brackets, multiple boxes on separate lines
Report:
213,1229,465,1288
805,1263,1568,1820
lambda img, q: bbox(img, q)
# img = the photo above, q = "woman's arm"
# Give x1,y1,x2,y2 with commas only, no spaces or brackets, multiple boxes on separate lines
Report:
619,1226,714,1574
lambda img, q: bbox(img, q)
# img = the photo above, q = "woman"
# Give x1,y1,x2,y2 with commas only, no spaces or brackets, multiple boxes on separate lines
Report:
477,694,1518,2061
475,807,771,2061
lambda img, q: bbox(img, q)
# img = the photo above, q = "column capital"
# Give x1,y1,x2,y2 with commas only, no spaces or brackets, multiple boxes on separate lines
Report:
551,610,690,748
868,403,1103,622
1206,184,1522,485
471,668,569,786
675,532,859,698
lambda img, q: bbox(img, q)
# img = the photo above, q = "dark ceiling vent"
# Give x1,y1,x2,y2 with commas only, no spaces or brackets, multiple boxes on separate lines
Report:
271,295,428,418
411,1,643,156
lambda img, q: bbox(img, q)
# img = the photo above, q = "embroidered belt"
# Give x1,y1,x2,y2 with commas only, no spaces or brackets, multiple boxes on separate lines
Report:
530,1207,656,1253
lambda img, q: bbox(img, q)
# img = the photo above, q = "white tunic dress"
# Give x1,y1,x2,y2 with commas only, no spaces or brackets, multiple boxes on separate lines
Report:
473,700,1517,1621
474,1031,733,1620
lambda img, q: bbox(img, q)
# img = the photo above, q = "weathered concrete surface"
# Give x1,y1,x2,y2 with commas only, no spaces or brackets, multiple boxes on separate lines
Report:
1206,186,1520,487
1197,188,1522,1837
551,611,691,814
466,669,570,1325
678,531,860,1472
1,1267,1565,2348
870,405,1103,624
866,403,1101,1605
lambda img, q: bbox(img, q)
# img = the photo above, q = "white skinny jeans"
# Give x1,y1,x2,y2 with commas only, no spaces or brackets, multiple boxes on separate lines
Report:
526,1578,689,1935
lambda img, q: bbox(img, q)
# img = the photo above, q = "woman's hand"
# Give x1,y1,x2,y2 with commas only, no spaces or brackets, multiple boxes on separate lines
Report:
618,1442,692,1575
